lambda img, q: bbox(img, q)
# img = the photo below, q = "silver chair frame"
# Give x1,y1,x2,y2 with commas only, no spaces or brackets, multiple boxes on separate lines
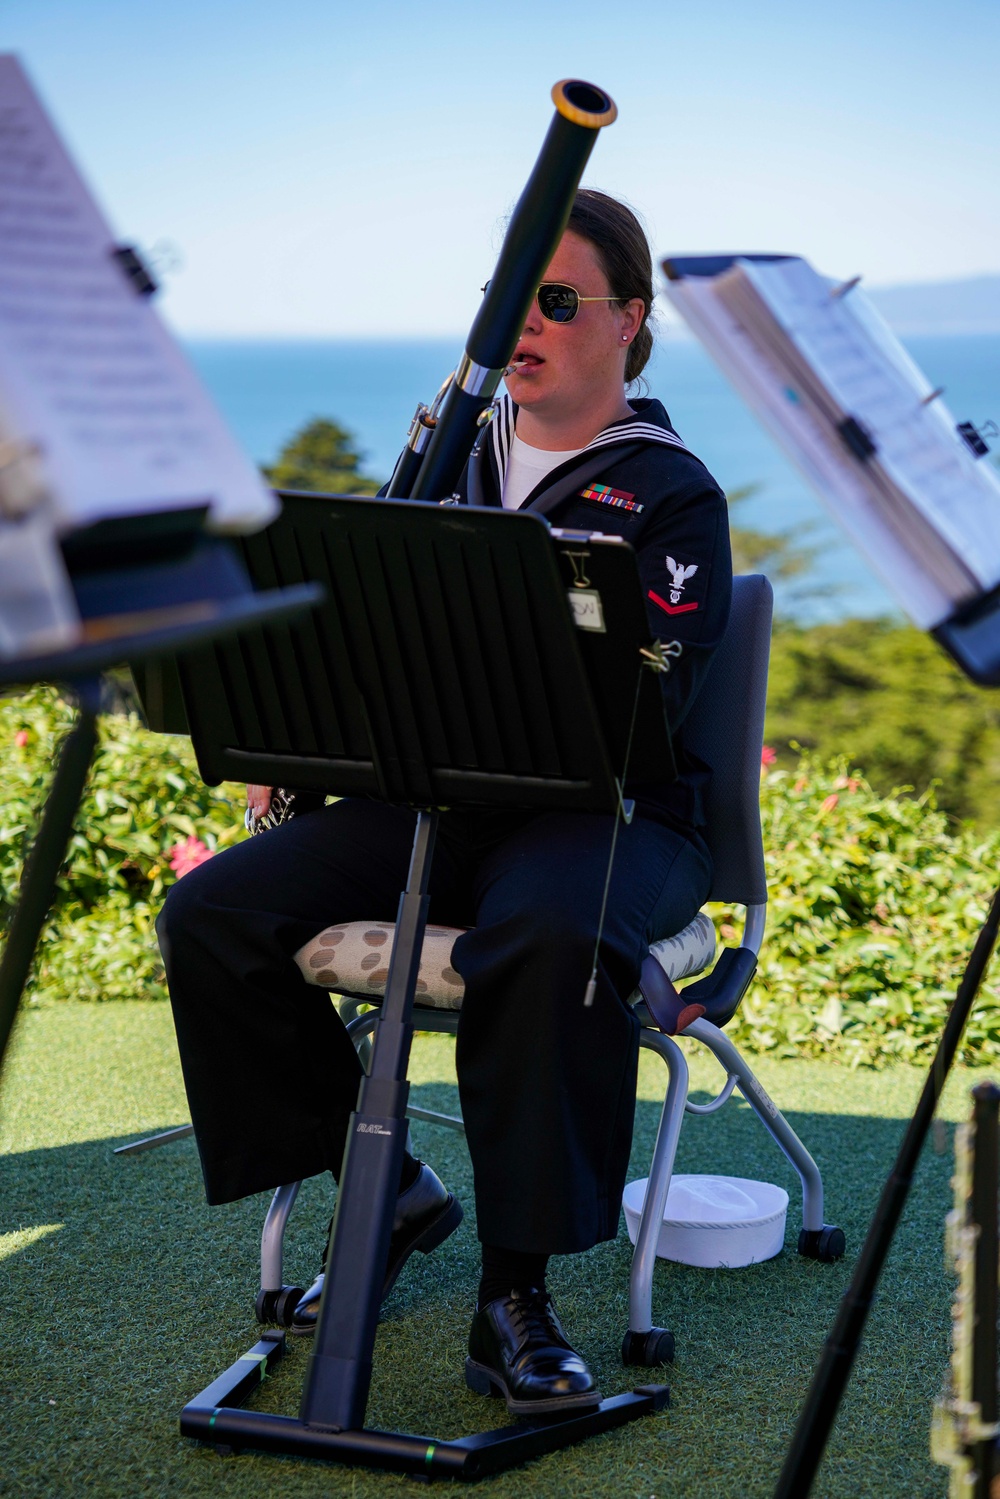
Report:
257,900,826,1344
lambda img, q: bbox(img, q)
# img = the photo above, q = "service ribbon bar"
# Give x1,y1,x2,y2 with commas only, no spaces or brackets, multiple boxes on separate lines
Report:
578,483,643,513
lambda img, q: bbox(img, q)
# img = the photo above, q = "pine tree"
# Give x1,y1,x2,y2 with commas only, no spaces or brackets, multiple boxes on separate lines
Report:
263,418,382,495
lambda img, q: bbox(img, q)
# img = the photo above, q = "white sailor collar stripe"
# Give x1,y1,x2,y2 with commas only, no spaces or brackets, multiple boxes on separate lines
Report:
487,392,694,489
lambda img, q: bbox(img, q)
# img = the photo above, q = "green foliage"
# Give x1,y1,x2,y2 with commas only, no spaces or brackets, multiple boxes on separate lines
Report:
0,686,245,1003
765,618,1000,826
712,758,1000,1068
262,417,382,494
727,486,830,615
5,690,1000,1073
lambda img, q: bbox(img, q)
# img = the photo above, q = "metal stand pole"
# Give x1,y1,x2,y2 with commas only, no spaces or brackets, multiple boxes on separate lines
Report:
0,677,101,1079
774,882,1000,1498
300,808,438,1431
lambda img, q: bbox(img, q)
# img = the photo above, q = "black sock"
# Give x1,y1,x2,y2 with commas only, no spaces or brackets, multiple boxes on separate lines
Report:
478,1244,550,1310
330,1147,420,1193
323,1152,422,1267
398,1151,421,1193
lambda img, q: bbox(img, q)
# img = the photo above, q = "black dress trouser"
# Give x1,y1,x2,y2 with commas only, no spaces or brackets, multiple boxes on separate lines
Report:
157,798,712,1256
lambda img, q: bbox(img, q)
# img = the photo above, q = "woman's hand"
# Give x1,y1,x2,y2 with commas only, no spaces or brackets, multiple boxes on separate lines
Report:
246,785,273,820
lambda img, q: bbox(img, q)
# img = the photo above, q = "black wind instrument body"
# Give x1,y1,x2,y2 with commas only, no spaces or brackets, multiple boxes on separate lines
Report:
385,79,617,502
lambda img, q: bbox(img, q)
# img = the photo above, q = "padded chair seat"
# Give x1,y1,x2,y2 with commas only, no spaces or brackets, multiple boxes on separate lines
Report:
294,911,717,1011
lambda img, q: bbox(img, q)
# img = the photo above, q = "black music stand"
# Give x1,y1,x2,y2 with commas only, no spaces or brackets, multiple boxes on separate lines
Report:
166,495,673,1479
0,511,319,1081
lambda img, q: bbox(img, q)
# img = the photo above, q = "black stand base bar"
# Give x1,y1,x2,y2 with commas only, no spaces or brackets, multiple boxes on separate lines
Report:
180,1333,669,1482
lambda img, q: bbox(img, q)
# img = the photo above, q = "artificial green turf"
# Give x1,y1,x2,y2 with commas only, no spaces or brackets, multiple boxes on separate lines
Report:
0,1001,985,1497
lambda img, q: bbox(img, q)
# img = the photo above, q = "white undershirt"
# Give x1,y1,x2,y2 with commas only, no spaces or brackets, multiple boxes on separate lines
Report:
501,433,586,510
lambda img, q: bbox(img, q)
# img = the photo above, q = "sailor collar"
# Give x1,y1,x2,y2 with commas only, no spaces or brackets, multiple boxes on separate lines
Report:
486,391,694,489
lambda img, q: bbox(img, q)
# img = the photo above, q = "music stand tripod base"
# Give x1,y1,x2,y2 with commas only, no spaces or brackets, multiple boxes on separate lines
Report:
181,1333,668,1480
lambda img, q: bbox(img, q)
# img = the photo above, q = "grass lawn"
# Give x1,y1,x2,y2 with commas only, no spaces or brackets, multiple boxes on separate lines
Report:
0,999,986,1498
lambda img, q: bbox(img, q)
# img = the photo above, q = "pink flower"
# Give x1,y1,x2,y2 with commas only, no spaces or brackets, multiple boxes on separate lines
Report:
14,730,28,747
760,745,776,770
819,793,839,815
168,836,214,878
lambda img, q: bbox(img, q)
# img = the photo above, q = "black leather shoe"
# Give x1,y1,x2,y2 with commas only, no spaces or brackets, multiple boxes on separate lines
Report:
290,1163,462,1334
465,1287,601,1416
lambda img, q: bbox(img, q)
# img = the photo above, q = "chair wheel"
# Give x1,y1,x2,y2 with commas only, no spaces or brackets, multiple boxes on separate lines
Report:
621,1326,675,1367
274,1284,304,1326
255,1284,304,1324
798,1225,846,1263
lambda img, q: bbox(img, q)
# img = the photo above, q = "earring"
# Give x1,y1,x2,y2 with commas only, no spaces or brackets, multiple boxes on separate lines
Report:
622,334,628,342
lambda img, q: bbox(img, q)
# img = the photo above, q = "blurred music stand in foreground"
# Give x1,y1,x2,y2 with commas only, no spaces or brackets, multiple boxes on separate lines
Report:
0,54,320,1078
660,252,1000,1498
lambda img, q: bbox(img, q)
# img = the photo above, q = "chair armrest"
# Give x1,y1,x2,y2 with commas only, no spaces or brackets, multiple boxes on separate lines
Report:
681,946,758,1028
638,952,709,1036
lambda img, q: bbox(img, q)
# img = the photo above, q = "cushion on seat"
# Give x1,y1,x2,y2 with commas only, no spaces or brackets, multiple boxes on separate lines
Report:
295,921,469,1009
295,910,718,1012
647,912,716,983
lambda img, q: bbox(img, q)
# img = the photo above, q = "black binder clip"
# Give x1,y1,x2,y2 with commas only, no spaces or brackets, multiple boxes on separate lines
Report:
837,415,877,462
957,421,995,459
110,244,158,297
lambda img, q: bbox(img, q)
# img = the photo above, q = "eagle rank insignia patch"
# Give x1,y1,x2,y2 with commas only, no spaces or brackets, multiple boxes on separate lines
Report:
578,482,643,514
648,554,701,616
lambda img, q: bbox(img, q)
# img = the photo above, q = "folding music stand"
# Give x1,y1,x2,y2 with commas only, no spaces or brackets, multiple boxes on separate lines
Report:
164,494,673,1479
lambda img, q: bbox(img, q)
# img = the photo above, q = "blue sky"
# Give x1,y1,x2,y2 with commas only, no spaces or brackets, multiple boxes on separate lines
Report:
5,0,999,336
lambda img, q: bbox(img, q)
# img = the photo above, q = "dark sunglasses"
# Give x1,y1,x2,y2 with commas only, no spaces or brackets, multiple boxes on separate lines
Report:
480,280,619,324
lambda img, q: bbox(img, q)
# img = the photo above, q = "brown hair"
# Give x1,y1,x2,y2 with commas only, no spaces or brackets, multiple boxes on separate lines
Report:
566,189,654,384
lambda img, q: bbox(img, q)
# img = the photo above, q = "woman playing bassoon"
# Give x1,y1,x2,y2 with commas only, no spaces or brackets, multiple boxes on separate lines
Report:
158,187,732,1414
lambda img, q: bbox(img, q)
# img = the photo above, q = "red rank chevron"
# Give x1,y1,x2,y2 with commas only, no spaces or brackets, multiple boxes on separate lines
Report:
648,589,699,616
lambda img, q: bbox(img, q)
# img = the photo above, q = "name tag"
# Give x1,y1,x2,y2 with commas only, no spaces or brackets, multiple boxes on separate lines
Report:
568,589,605,632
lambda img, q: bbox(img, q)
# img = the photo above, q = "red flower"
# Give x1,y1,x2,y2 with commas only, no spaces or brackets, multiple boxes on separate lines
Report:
168,836,214,878
760,745,777,769
819,793,839,815
14,730,28,747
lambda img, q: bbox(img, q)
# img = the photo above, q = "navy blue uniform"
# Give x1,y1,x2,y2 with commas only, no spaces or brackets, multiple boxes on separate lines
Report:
461,392,732,830
159,394,732,1255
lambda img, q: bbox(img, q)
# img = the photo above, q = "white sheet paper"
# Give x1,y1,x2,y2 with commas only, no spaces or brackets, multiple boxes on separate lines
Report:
0,54,276,536
742,259,1000,590
663,257,1000,628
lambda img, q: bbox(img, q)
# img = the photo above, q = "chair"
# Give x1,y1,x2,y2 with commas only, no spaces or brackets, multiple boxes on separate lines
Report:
259,574,845,1363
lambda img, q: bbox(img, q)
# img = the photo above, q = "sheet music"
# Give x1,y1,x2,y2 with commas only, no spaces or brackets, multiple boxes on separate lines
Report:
664,274,954,627
741,259,1000,585
0,54,276,535
663,256,1000,629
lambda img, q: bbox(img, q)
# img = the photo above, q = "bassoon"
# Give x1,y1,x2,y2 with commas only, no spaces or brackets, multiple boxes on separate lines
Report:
385,79,617,502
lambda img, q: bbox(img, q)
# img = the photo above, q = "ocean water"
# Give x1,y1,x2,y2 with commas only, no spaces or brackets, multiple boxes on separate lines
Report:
185,332,1000,622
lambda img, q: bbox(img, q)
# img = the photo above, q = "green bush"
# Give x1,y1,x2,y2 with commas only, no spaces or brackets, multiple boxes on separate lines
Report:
715,759,1000,1067
3,688,1000,1067
765,619,1000,827
0,686,246,1003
